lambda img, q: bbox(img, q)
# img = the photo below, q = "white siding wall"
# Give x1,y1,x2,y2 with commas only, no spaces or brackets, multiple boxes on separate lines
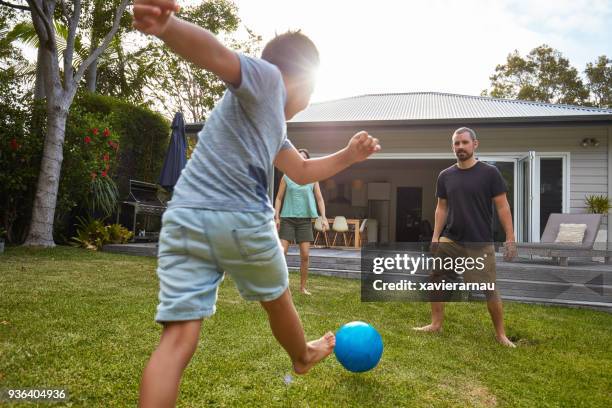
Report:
288,125,611,216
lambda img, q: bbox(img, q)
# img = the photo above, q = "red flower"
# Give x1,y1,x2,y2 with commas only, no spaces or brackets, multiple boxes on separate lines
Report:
84,136,92,144
92,128,99,136
101,170,108,177
103,153,110,162
103,128,110,137
108,140,119,150
9,138,19,151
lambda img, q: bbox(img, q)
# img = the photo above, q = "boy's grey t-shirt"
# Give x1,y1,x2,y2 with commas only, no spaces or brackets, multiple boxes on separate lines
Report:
169,54,293,216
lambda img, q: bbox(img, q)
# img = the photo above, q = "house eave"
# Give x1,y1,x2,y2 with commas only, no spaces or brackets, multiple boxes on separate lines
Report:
185,115,612,134
286,115,612,131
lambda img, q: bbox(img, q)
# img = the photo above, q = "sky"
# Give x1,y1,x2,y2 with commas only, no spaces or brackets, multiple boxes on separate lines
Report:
228,0,612,102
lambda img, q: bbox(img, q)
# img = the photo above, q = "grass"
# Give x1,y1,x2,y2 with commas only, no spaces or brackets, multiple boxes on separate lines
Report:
1,246,611,407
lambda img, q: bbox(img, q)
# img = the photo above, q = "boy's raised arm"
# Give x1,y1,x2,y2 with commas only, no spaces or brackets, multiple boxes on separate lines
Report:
133,0,241,87
274,131,380,185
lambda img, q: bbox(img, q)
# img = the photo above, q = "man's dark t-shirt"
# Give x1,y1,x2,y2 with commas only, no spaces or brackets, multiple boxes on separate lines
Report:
436,161,507,243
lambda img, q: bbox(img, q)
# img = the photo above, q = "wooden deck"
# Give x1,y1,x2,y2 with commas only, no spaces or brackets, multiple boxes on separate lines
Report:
102,244,612,311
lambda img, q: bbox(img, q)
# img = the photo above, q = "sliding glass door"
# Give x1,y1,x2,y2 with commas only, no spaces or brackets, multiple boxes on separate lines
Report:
517,152,537,242
484,152,565,243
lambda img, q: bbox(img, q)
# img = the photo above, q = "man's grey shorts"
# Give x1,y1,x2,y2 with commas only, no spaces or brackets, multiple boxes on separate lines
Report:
155,207,288,323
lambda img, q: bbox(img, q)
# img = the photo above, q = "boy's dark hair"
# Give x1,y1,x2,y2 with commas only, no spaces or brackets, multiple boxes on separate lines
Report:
261,31,319,78
298,148,310,159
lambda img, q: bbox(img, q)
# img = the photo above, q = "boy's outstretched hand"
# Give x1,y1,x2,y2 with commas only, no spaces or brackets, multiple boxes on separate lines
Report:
132,0,181,36
346,131,381,163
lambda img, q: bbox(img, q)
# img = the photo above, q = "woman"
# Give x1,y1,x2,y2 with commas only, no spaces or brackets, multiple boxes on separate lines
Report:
274,149,329,295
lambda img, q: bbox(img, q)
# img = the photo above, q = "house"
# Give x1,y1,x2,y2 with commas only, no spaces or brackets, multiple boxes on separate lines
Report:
185,92,612,244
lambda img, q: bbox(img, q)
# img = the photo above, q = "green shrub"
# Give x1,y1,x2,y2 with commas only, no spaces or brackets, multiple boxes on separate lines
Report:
107,223,134,244
0,94,41,244
76,92,171,196
1,91,170,244
88,176,120,217
585,194,610,214
71,216,110,250
71,217,133,250
61,108,121,219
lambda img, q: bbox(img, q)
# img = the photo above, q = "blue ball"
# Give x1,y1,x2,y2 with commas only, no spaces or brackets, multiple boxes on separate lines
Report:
334,321,383,372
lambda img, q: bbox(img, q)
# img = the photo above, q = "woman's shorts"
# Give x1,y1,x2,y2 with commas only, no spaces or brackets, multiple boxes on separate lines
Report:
279,217,314,243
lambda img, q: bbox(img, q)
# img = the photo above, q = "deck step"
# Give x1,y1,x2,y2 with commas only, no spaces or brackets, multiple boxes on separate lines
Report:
288,268,360,280
101,244,612,311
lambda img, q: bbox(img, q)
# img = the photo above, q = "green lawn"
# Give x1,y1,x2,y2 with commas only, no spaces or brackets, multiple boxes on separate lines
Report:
1,247,611,407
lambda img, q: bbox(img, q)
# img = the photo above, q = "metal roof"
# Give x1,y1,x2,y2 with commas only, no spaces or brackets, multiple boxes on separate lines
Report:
288,92,612,125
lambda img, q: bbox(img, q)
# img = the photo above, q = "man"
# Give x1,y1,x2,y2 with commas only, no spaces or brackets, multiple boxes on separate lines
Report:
414,127,517,347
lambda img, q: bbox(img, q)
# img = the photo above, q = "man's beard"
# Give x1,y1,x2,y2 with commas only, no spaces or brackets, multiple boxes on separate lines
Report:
456,150,473,161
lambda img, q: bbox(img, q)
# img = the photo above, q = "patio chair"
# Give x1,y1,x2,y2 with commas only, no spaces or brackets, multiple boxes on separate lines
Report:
313,216,330,247
515,213,604,266
357,218,368,246
346,218,368,247
331,216,349,247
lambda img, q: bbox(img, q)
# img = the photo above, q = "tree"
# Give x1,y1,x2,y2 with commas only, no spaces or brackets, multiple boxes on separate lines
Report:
81,0,132,92
0,3,30,98
94,38,159,104
144,0,262,122
483,45,590,105
3,1,133,99
1,0,130,247
585,56,612,109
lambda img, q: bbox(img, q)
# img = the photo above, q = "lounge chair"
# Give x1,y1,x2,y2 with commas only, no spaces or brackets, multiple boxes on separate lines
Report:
515,213,606,266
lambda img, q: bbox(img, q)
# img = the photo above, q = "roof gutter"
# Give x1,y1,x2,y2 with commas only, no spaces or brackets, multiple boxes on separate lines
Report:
286,115,612,131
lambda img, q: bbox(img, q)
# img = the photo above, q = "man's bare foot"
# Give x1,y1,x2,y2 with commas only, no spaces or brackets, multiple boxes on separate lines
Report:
293,332,335,375
496,335,516,348
412,324,442,333
300,288,312,295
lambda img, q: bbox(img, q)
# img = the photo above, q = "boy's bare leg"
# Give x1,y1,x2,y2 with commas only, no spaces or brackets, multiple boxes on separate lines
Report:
485,292,516,347
413,302,444,332
260,289,334,374
139,320,202,408
299,242,311,295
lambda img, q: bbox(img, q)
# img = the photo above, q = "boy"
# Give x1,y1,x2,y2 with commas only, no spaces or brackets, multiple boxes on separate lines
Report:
133,1,381,407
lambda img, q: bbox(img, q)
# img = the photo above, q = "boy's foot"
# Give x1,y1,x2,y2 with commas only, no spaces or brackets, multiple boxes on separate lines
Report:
293,332,335,375
495,335,516,348
412,324,442,333
300,288,312,295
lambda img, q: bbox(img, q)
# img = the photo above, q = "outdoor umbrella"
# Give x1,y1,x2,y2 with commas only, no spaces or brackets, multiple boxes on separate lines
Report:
158,112,188,192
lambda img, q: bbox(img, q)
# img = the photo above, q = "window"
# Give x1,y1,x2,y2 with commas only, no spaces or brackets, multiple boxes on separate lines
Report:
539,158,563,234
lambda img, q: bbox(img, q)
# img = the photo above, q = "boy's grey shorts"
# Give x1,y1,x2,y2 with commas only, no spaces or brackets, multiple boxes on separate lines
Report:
155,207,288,323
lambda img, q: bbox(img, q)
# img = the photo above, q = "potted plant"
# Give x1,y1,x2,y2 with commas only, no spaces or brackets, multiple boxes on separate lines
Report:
585,195,610,242
585,194,610,214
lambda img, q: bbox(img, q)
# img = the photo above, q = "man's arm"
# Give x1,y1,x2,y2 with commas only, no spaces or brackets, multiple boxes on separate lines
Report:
274,131,380,185
493,193,517,260
493,193,515,242
432,198,448,242
133,0,241,87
